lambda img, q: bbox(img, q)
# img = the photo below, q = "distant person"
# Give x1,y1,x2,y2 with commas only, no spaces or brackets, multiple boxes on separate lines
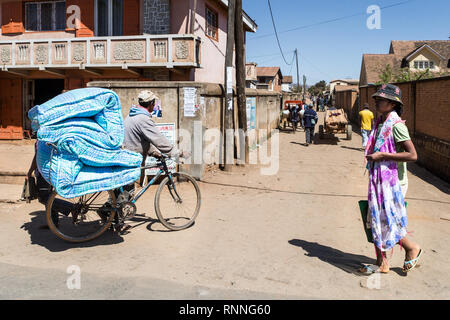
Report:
280,105,290,129
319,96,324,112
303,105,318,146
359,103,374,149
290,104,300,132
299,103,305,129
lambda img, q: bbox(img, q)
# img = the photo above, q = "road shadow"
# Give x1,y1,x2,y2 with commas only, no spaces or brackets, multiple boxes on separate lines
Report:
288,239,376,276
279,127,299,134
21,210,124,252
290,141,309,147
145,217,196,233
313,133,339,145
407,163,450,195
390,267,408,277
341,146,364,152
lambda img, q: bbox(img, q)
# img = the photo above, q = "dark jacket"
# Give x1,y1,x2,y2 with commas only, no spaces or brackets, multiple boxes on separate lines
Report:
303,108,318,128
290,107,300,122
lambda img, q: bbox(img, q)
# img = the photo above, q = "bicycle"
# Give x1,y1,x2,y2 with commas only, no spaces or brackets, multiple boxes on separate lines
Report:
45,154,201,243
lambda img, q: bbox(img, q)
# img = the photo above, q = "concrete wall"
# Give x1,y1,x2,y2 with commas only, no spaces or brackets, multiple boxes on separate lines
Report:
358,76,450,182
87,80,281,179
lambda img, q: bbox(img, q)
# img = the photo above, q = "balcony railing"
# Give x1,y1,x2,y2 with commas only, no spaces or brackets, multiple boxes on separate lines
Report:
0,34,201,72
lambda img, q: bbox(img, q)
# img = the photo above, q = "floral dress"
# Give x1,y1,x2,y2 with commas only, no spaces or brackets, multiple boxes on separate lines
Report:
365,111,408,251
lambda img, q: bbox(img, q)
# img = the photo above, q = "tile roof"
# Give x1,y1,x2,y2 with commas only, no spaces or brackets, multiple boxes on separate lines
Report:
256,67,281,77
390,40,450,58
282,76,293,83
334,84,359,92
330,79,359,84
361,54,399,85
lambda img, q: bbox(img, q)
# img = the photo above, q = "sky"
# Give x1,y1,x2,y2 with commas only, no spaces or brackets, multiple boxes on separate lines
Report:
243,0,450,85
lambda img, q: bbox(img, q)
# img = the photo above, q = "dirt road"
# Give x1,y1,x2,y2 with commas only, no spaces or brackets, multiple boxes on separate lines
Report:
0,113,449,299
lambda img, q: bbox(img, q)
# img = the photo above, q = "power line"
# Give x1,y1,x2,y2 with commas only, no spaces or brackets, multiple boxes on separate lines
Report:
247,50,295,60
250,0,416,41
299,52,334,79
267,0,293,66
288,53,295,76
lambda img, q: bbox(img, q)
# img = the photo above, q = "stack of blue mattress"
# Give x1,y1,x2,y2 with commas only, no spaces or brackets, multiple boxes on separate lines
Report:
28,87,143,199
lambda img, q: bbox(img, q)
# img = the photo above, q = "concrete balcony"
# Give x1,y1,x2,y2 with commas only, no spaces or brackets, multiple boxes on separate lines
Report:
0,34,202,77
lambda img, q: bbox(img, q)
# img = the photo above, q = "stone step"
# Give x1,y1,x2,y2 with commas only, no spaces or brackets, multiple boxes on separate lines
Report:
0,171,27,185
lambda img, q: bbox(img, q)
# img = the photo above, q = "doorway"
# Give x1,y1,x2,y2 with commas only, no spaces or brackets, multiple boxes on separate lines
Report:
23,79,65,131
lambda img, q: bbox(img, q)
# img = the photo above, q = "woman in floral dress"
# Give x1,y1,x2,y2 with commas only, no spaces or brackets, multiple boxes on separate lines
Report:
360,84,423,274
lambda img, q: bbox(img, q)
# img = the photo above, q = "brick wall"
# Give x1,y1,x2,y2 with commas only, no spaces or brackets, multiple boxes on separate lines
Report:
416,79,450,141
358,76,450,182
143,0,170,34
334,89,358,122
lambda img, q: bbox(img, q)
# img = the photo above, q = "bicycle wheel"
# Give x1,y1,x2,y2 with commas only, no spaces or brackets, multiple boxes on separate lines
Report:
46,190,116,243
155,172,201,231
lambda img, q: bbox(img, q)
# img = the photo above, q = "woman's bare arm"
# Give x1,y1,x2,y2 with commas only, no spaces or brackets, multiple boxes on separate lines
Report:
366,140,418,162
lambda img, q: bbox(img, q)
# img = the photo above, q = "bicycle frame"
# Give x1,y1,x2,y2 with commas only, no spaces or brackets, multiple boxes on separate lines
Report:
130,167,164,203
120,157,181,205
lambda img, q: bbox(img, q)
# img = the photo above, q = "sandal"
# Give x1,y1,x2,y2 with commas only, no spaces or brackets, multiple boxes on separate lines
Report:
359,264,389,275
402,249,423,273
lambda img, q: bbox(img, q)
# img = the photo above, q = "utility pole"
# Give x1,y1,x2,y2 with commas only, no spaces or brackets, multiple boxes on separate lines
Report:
295,49,300,97
191,0,198,34
224,0,235,171
235,0,248,165
303,75,306,100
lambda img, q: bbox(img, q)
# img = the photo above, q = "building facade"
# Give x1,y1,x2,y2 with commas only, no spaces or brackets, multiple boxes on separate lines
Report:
281,75,292,93
0,0,257,139
255,66,282,92
359,40,450,86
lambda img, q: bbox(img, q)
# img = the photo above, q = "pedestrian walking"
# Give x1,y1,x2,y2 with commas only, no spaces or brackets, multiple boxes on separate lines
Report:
280,105,290,129
299,103,305,129
319,96,324,112
360,84,422,275
303,105,318,146
290,104,300,133
359,103,374,150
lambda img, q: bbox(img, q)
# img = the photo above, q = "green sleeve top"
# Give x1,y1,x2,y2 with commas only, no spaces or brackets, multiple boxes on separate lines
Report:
393,122,411,186
375,122,411,186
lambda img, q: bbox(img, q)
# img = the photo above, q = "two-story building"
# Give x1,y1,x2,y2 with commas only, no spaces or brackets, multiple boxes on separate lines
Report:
255,66,282,92
359,40,450,86
281,75,292,93
0,0,257,139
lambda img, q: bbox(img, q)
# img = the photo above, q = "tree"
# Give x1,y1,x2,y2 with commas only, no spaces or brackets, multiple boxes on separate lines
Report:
377,65,449,84
315,80,327,91
307,80,327,96
291,84,302,93
378,64,393,84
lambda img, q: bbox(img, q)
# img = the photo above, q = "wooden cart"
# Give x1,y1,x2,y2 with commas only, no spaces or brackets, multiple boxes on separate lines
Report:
318,108,352,140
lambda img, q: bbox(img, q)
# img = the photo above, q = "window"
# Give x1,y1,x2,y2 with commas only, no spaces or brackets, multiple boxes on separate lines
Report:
25,1,66,32
414,60,435,70
95,0,123,36
205,6,218,40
